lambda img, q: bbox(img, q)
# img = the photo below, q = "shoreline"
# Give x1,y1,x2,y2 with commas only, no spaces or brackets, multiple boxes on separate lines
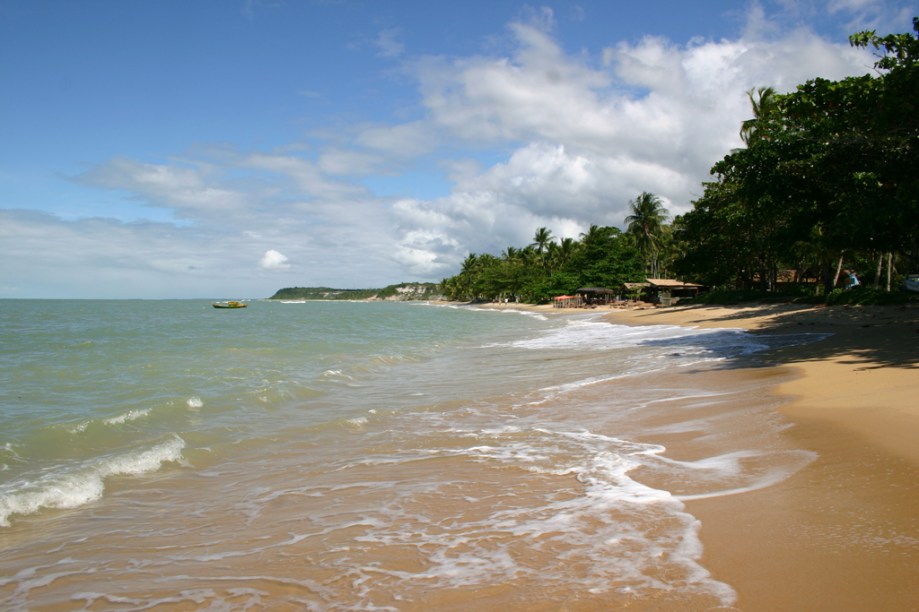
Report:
478,300,919,609
602,302,919,610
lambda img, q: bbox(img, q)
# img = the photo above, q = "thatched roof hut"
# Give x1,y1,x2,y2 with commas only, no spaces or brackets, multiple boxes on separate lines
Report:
576,287,615,305
644,278,705,305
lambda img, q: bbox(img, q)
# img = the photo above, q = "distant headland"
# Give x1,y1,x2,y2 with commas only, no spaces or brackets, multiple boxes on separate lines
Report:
269,283,442,301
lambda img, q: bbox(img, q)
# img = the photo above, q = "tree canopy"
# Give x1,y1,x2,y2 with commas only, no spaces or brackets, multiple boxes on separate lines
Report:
443,20,918,304
675,18,918,293
440,223,646,303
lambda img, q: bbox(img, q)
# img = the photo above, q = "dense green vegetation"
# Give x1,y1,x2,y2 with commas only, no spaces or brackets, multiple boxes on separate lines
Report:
269,283,441,301
442,20,919,305
440,223,646,303
677,19,919,295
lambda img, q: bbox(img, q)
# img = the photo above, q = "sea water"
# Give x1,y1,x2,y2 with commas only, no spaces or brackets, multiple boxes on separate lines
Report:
0,299,819,609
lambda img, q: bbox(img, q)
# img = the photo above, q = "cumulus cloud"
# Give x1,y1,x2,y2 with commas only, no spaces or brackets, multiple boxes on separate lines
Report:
388,8,878,272
3,3,895,298
259,249,290,270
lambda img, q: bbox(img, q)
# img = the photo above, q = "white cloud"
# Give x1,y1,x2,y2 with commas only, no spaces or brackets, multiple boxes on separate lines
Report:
78,157,250,222
259,249,290,270
356,121,437,158
375,28,405,58
416,24,614,145
383,7,879,270
3,3,892,298
243,153,368,201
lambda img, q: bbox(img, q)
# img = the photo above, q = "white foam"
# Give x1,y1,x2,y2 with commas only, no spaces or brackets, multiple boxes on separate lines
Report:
338,425,738,605
186,396,204,409
0,436,185,527
103,408,151,426
537,372,633,396
494,316,797,368
509,318,732,351
674,450,817,501
68,421,90,434
321,369,353,381
472,306,548,321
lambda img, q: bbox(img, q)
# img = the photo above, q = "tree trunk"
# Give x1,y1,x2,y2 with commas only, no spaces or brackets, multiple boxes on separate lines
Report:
874,253,883,289
825,253,844,294
832,253,845,288
886,252,893,292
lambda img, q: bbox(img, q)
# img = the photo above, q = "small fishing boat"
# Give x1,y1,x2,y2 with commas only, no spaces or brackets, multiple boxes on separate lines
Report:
212,301,247,309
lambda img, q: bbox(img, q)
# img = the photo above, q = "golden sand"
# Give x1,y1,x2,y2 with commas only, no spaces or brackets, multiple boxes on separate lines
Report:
476,300,919,609
605,302,919,611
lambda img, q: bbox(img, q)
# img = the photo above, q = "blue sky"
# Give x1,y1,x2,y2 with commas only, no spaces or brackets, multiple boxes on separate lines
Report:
1,0,916,298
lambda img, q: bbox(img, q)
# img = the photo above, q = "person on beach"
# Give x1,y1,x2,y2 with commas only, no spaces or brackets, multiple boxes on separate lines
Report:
846,269,860,289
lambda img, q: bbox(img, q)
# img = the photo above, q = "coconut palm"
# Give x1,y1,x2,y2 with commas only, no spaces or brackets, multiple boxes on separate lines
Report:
546,237,578,273
530,227,554,255
530,226,555,273
739,86,777,145
625,192,669,277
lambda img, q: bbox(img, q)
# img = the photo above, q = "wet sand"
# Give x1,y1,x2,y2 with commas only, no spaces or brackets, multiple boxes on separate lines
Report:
475,300,919,609
602,302,919,610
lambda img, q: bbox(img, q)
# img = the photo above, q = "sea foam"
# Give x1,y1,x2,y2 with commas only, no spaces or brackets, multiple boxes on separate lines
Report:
0,436,185,527
103,408,151,426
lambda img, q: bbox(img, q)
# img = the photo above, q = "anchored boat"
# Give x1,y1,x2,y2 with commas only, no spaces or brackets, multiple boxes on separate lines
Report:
212,301,247,309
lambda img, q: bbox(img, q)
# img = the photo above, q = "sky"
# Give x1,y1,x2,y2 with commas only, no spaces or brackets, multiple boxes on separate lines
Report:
1,0,916,298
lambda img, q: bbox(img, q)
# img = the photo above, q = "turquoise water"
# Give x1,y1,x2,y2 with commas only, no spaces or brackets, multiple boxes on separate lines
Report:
0,299,817,609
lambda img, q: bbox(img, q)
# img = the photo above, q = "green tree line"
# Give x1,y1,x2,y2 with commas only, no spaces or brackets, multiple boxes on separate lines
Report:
441,191,668,303
443,20,918,304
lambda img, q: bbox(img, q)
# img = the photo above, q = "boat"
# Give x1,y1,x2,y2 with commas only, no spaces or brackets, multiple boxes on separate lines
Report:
212,301,247,309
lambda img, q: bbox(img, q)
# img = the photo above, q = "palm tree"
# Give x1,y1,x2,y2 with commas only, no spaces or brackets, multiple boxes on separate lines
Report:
460,253,479,274
739,86,777,145
625,192,669,278
546,237,578,273
530,226,555,273
530,227,554,255
556,237,578,264
455,253,480,300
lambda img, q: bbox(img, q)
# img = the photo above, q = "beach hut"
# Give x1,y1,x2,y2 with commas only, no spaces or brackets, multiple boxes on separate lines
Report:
553,294,583,308
622,282,650,302
645,278,705,305
576,287,615,306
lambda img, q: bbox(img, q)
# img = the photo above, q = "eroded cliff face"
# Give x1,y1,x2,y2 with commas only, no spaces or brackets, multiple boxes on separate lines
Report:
381,284,444,301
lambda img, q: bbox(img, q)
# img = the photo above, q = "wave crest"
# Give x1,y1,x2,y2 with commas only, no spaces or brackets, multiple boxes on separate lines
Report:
0,436,185,527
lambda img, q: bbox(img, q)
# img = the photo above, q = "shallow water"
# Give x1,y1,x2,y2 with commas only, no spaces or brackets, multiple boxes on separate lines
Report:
0,299,819,609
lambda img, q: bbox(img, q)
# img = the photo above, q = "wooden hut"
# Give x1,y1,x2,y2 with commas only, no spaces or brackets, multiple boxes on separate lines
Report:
622,282,650,302
645,278,704,305
576,287,615,305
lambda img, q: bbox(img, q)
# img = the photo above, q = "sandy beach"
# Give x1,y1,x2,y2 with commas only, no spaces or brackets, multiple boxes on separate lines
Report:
609,305,919,610
593,301,919,610
476,300,919,609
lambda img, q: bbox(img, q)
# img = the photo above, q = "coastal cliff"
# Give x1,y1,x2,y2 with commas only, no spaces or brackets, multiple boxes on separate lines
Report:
269,283,442,301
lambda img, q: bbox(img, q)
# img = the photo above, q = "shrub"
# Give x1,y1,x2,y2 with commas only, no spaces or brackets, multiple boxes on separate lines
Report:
824,287,911,305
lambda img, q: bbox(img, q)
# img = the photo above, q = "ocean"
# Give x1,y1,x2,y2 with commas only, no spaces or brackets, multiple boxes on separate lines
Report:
0,299,818,609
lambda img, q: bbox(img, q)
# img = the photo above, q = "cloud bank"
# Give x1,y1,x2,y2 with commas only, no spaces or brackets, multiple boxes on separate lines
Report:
1,5,892,298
